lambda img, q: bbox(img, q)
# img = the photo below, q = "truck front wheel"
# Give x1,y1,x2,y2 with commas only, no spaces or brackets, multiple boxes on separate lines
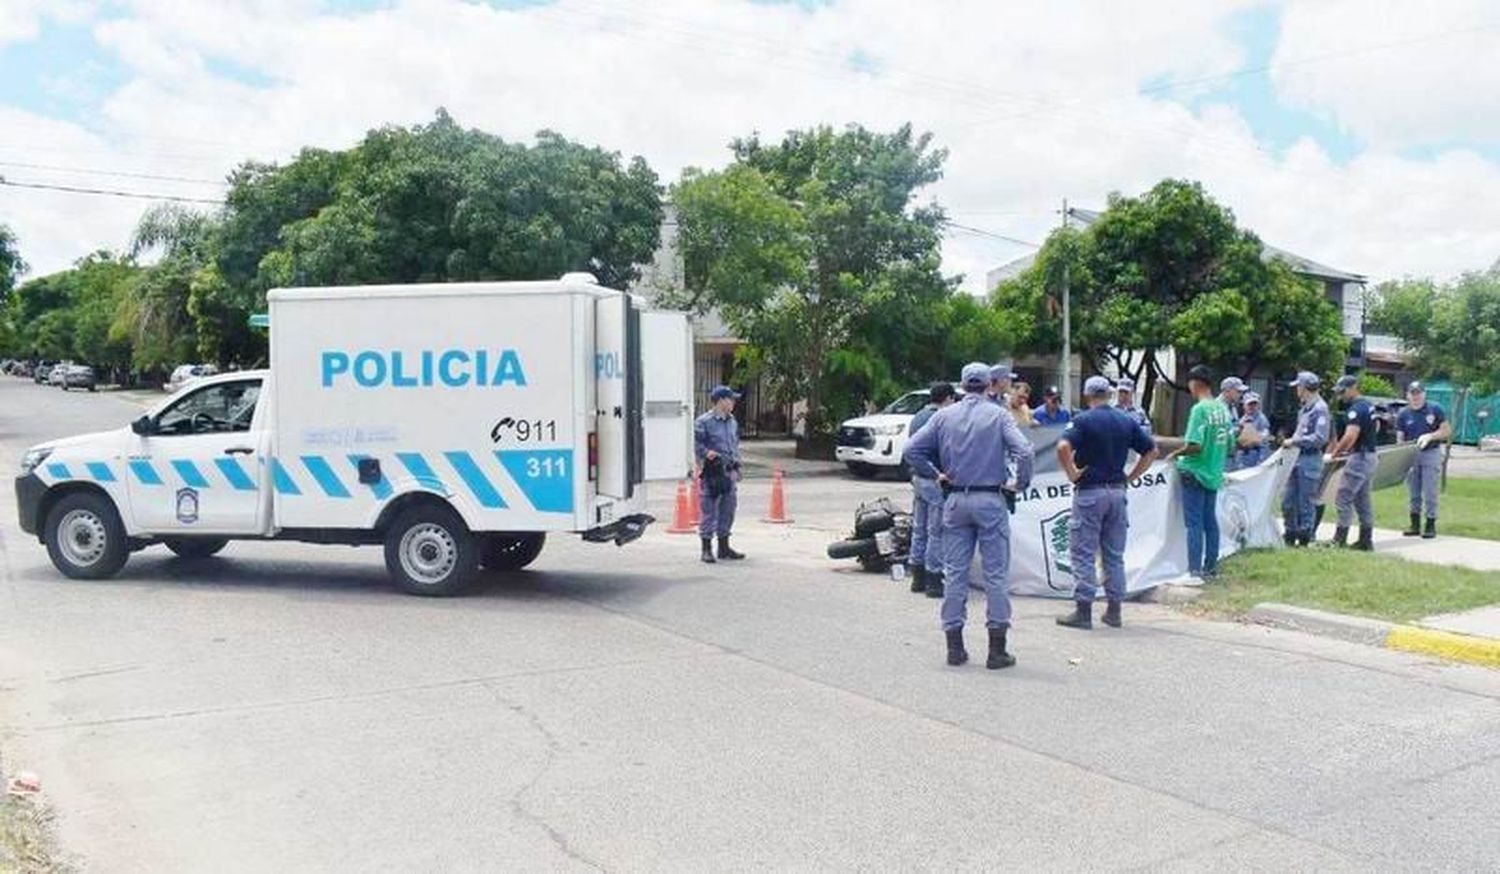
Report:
480,533,546,572
44,491,129,580
384,504,478,596
163,538,228,559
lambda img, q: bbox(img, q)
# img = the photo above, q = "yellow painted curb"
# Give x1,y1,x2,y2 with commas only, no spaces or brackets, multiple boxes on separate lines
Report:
1385,625,1500,668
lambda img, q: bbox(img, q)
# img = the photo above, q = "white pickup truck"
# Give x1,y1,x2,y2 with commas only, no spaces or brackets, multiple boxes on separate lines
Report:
15,275,693,595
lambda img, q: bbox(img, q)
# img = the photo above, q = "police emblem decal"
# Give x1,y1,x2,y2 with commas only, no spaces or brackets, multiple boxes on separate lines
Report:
176,488,200,524
1039,508,1073,592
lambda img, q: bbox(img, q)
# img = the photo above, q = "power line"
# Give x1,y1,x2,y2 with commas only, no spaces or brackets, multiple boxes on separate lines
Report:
943,221,1041,248
0,179,224,205
0,160,226,186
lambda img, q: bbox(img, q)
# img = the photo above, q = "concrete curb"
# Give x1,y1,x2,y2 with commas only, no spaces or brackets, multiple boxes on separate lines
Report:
1249,602,1500,668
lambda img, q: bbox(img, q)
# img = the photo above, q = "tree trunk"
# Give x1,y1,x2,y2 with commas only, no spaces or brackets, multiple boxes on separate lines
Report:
1442,387,1468,491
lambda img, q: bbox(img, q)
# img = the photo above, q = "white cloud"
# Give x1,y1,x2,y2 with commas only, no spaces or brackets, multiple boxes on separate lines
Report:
0,0,89,48
2,0,1500,291
1272,0,1500,148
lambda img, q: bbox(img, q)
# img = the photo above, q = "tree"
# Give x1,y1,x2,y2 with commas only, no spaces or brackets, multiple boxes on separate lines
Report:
1368,269,1500,394
673,123,956,434
992,179,1345,401
0,225,25,355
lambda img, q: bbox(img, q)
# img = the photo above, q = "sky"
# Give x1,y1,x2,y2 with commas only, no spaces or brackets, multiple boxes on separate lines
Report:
2,0,1500,292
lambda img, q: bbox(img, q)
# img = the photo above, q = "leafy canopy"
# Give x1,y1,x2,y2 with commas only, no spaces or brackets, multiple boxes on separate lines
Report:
1368,269,1500,394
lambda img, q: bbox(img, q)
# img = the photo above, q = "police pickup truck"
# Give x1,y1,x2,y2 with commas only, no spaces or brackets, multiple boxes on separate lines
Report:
15,275,693,595
835,388,951,478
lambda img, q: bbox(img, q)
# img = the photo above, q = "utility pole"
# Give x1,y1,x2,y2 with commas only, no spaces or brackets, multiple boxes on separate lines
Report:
1060,198,1072,409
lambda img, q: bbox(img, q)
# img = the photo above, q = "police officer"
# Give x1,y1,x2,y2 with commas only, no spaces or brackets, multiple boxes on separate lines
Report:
1055,376,1158,630
904,362,1034,670
1280,371,1329,547
1234,392,1272,469
1033,385,1072,426
1219,376,1247,418
1327,375,1377,550
906,381,956,597
1396,381,1450,538
1114,377,1152,435
695,385,745,563
987,361,1013,405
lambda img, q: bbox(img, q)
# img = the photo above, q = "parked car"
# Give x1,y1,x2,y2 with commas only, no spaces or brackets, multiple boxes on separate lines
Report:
10,361,33,378
60,364,97,392
48,362,73,387
34,362,56,384
164,363,218,394
835,387,957,479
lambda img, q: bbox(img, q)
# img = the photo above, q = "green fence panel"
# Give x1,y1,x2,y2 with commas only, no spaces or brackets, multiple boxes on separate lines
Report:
1424,381,1500,444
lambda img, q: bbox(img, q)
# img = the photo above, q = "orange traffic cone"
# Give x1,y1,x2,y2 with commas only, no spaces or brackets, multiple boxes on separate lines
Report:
667,480,697,534
762,468,792,524
688,470,702,525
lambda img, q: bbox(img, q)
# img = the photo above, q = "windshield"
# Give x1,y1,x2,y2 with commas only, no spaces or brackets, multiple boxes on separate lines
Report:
882,392,930,415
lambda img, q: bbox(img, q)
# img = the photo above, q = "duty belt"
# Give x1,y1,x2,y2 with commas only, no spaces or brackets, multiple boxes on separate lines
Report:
1077,482,1127,491
942,483,1003,493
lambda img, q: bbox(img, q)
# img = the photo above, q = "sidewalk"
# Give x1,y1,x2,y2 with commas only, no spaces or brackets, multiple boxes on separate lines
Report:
1275,522,1500,667
738,439,849,480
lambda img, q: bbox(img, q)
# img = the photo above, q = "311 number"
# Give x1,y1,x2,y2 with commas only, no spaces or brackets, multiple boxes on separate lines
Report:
526,456,567,478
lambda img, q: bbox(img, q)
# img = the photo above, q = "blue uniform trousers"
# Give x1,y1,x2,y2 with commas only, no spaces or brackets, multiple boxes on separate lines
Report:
1069,485,1129,603
1281,451,1324,536
699,477,738,537
909,476,945,573
940,491,1012,631
1335,451,1376,527
1408,448,1441,519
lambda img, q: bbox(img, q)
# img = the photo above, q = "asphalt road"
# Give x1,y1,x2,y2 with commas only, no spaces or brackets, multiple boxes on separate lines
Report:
3,378,1499,872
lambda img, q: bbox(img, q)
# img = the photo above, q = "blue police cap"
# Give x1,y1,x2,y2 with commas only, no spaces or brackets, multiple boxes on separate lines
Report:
961,362,991,389
710,384,741,401
1289,371,1321,390
1083,375,1112,397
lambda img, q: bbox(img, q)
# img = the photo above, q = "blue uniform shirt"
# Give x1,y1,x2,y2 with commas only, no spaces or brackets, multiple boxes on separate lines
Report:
907,403,939,437
1397,402,1446,448
1344,399,1377,452
694,411,740,465
1062,406,1156,488
1291,397,1330,452
1118,404,1152,435
903,393,1034,490
1033,403,1072,426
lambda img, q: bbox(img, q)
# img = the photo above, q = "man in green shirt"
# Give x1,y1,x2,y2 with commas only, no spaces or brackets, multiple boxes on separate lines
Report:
1166,365,1235,578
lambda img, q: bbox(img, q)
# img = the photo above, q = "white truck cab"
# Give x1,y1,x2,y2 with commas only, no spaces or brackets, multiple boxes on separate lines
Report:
15,276,693,595
834,389,947,478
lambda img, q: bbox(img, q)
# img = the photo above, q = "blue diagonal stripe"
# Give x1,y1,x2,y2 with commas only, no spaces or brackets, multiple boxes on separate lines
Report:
271,459,301,495
396,452,447,494
129,460,163,485
170,460,210,488
46,462,71,480
347,454,392,501
214,457,257,491
85,462,116,483
301,455,351,498
444,451,506,508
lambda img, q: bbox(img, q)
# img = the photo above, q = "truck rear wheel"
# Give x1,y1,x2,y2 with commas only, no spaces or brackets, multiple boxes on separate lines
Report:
163,538,228,559
383,504,478,596
45,491,129,580
480,533,546,572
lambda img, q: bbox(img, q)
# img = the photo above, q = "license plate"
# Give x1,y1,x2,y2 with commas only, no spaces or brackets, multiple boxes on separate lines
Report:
875,530,894,554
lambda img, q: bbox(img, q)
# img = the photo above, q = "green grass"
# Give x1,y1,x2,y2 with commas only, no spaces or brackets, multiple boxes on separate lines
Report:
1373,476,1500,542
0,793,69,874
1195,548,1500,623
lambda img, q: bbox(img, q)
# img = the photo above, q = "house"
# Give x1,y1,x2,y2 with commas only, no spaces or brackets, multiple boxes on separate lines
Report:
629,204,792,436
985,206,1407,432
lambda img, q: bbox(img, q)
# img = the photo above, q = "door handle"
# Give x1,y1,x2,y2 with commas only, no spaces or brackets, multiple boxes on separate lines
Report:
224,447,255,456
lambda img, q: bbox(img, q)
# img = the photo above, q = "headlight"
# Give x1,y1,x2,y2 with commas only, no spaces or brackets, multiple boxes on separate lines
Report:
874,424,906,436
20,447,53,475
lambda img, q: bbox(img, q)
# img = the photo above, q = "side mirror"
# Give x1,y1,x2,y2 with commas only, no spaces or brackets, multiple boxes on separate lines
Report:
131,415,155,436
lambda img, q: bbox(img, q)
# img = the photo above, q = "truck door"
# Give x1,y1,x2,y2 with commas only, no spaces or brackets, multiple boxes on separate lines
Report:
640,310,693,481
124,378,269,535
594,293,632,499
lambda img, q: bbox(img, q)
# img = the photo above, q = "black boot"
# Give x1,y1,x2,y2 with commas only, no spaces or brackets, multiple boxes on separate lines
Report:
1283,525,1297,547
717,536,745,560
1329,525,1349,548
986,625,1016,670
945,629,968,666
925,571,945,599
909,565,927,594
1313,504,1326,534
1353,526,1374,551
1297,530,1313,548
1055,601,1093,630
1102,601,1123,628
700,537,716,564
1424,518,1437,540
1403,513,1421,537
